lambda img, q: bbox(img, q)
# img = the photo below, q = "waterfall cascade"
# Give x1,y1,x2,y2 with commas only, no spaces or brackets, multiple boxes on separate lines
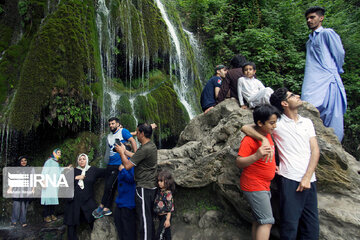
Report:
95,0,203,141
154,0,197,119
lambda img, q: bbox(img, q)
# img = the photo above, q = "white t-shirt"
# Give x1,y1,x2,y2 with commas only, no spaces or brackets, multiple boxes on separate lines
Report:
273,114,317,182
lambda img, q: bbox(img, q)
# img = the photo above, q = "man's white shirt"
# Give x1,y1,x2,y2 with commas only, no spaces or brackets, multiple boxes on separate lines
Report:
273,114,317,182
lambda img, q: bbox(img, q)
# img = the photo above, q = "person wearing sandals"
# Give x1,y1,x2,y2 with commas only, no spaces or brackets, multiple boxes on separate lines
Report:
41,148,62,223
64,153,106,240
8,156,34,227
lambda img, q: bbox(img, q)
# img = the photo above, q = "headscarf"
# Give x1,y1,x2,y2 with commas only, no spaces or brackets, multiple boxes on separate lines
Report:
76,153,91,189
51,148,61,161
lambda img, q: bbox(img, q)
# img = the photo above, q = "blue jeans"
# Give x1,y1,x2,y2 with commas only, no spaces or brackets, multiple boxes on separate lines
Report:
279,176,319,240
11,200,29,224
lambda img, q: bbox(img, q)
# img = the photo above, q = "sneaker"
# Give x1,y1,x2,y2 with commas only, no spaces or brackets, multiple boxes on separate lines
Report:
92,206,103,218
51,215,57,221
102,209,112,216
94,212,104,219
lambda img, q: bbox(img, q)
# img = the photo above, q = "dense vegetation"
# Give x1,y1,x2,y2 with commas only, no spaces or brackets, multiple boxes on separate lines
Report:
175,0,360,159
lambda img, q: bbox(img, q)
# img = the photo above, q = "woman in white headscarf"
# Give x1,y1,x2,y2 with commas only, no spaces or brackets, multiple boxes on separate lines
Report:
64,153,105,240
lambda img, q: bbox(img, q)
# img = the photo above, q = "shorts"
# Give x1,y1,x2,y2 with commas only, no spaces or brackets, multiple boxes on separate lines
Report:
243,190,275,225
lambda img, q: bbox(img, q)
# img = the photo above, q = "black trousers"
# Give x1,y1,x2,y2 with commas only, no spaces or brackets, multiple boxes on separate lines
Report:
101,165,119,208
156,215,171,240
42,205,55,217
135,187,157,240
114,207,136,240
67,222,94,240
67,225,78,240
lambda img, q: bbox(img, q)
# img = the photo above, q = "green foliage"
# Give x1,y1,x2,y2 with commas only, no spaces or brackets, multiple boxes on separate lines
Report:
46,95,91,131
0,24,13,53
18,0,29,18
343,106,360,160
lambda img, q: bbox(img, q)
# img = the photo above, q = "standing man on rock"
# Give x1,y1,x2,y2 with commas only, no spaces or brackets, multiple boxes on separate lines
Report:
92,117,137,218
217,54,247,103
200,64,227,114
115,123,158,240
242,88,320,239
301,6,346,141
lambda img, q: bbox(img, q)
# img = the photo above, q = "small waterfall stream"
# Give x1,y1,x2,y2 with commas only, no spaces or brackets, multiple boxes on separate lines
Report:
154,0,196,119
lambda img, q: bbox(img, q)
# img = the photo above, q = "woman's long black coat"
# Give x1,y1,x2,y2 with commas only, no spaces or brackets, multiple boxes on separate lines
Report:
64,167,105,226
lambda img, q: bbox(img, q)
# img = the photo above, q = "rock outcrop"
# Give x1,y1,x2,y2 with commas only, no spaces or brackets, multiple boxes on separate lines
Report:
158,98,360,239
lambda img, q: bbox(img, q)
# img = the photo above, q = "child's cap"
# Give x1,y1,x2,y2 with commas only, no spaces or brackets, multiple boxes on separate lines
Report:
214,64,226,71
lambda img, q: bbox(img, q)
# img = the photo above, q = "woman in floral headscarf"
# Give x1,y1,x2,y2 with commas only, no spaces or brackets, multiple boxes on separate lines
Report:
41,148,62,223
64,153,105,240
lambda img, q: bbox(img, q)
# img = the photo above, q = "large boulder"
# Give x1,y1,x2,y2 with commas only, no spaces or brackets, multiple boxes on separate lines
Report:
158,98,360,239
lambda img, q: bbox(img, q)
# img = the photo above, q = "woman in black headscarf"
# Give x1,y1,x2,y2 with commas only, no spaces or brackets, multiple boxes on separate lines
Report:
64,153,105,240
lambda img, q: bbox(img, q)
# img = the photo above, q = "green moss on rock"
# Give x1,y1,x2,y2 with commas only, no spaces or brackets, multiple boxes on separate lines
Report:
119,113,136,131
9,0,101,132
133,79,189,147
116,95,132,114
0,24,13,53
32,131,100,167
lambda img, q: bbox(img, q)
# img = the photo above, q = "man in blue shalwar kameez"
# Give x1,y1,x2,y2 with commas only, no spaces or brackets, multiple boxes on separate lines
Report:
302,6,346,141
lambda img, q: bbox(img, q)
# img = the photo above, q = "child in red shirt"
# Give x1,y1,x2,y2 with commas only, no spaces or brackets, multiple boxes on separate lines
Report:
236,104,280,240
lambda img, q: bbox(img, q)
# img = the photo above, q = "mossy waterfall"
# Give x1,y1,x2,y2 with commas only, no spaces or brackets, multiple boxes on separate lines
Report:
0,0,205,166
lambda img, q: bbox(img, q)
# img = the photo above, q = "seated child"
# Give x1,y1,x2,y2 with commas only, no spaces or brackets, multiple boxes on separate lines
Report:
236,104,280,240
237,62,273,109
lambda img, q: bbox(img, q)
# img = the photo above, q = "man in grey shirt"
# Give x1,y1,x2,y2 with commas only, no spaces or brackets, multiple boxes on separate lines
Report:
115,123,158,240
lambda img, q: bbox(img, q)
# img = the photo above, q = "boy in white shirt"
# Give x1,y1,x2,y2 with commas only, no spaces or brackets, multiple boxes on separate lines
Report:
237,62,273,109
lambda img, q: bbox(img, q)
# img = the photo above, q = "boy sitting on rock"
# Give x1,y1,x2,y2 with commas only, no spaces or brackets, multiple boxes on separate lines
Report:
237,62,273,109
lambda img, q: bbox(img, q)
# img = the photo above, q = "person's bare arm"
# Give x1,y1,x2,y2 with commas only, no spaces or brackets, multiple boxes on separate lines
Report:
164,212,171,228
128,137,137,152
241,124,272,162
296,136,320,192
236,145,272,168
130,123,157,136
114,144,135,170
214,87,220,99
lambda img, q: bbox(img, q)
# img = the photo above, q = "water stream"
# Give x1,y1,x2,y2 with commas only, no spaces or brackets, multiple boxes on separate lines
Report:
154,0,196,119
